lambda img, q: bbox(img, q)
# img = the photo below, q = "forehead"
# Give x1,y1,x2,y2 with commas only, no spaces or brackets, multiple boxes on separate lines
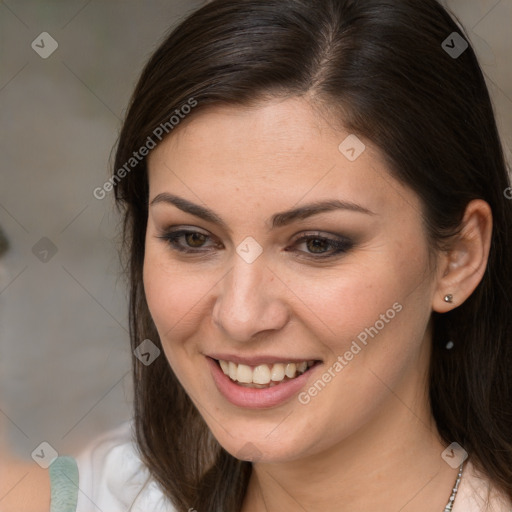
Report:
146,97,420,221
150,97,340,170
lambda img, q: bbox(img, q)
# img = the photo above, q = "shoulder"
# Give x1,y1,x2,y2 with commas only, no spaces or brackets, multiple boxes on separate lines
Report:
453,459,512,512
0,456,50,512
75,419,176,512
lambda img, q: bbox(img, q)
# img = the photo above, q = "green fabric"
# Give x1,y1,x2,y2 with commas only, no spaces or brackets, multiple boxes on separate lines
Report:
49,456,79,512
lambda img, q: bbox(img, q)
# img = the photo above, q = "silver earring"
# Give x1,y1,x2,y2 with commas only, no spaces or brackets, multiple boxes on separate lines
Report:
444,294,453,303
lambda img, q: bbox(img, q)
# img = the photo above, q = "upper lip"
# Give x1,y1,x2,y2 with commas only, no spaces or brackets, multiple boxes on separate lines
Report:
207,354,321,366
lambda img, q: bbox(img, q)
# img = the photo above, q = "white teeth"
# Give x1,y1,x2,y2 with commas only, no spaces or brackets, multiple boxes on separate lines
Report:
285,363,297,378
237,364,253,383
253,365,271,384
228,361,238,380
219,360,229,374
218,359,314,386
271,363,285,382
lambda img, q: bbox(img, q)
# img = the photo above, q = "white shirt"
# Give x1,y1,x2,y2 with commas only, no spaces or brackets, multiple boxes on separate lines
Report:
75,421,175,512
74,420,511,512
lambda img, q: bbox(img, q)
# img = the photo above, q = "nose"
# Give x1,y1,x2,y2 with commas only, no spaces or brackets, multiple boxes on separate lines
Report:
212,254,290,342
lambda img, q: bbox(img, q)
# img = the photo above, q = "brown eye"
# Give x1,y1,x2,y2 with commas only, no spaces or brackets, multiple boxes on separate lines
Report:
185,232,207,248
157,229,218,254
290,233,354,259
305,238,330,254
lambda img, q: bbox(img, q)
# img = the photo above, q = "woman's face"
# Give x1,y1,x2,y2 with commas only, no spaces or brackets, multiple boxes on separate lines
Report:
144,97,439,462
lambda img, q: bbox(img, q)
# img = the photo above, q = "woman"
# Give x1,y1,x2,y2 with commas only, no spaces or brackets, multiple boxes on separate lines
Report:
10,0,512,511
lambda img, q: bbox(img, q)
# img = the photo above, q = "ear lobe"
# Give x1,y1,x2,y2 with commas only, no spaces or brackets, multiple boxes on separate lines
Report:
432,199,492,313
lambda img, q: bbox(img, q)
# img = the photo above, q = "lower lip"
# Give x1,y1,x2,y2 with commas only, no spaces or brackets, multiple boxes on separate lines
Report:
207,357,319,409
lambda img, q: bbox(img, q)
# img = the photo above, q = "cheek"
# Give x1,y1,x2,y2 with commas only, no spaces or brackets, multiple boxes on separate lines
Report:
288,241,430,351
142,236,217,356
290,245,434,422
285,281,432,457
297,248,433,413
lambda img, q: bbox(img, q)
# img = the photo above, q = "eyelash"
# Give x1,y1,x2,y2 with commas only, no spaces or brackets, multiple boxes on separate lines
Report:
156,229,353,260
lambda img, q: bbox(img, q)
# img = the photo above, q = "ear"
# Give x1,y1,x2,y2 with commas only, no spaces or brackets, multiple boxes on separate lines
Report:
432,199,493,313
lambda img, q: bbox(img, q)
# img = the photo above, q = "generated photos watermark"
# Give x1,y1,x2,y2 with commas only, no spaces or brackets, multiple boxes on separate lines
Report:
441,441,468,469
298,302,403,405
441,32,468,59
93,97,198,200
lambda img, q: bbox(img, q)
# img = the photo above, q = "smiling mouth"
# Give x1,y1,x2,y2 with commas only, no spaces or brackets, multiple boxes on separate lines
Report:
215,359,319,388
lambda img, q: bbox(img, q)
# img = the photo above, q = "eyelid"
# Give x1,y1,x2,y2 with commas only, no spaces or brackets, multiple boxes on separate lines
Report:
290,230,351,243
290,232,354,258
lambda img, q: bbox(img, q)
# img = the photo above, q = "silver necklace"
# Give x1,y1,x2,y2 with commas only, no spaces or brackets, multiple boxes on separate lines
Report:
443,462,464,511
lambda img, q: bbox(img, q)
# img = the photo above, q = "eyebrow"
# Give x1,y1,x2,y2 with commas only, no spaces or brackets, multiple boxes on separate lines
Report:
149,193,375,231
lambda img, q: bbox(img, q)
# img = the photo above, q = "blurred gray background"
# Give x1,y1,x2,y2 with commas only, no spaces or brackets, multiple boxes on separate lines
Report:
0,0,510,464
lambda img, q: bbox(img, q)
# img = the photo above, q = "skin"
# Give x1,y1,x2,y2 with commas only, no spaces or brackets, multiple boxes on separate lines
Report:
147,95,489,511
0,444,50,512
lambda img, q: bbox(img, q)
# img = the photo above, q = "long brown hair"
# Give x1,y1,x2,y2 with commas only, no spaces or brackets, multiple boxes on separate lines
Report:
113,1,512,510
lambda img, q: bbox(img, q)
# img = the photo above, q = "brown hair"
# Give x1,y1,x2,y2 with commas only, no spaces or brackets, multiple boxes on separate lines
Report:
113,0,512,510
